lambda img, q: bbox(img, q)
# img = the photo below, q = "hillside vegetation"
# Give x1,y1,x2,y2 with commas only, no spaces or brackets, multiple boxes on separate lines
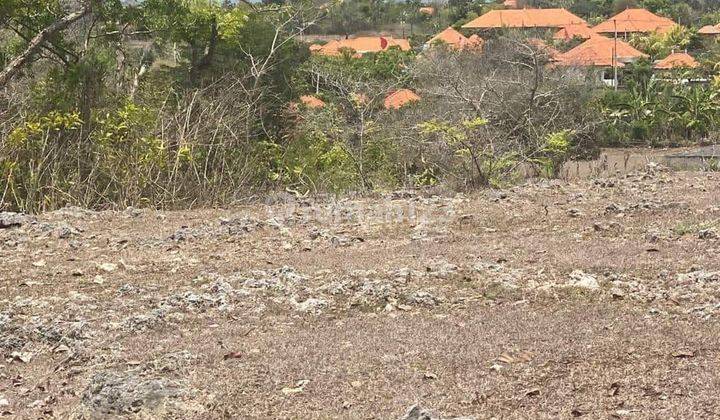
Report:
1,0,720,212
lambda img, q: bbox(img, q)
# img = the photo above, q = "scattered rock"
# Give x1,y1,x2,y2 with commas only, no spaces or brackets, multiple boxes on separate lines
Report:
677,269,720,284
8,351,32,363
610,288,626,300
567,208,583,218
98,263,118,273
291,297,328,314
399,405,475,420
80,371,185,415
400,405,435,420
407,290,442,306
0,212,29,229
567,270,600,290
698,229,718,240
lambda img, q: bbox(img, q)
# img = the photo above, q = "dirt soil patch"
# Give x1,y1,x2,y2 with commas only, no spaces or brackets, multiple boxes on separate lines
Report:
2,165,720,418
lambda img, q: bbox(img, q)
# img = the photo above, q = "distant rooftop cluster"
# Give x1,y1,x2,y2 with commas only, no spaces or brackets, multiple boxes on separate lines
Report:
300,5,710,109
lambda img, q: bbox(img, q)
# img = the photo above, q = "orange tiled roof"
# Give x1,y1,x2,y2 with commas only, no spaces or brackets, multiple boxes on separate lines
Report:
462,8,586,29
299,95,325,108
593,8,676,35
428,27,482,50
384,89,420,110
466,34,485,50
553,23,597,41
556,35,647,67
654,52,699,70
315,37,411,57
429,27,467,47
698,25,720,35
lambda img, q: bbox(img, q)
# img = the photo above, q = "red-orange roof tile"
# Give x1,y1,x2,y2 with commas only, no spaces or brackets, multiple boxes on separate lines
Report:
462,8,586,29
592,8,676,35
654,52,699,70
553,23,597,41
556,35,647,67
316,37,411,57
698,25,720,35
427,27,484,50
465,34,485,50
384,89,420,110
428,27,468,47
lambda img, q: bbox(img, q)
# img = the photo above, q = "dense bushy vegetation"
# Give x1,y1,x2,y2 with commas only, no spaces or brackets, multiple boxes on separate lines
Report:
2,0,720,212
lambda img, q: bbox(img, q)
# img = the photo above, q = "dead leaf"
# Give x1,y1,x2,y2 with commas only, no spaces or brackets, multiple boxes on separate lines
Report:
571,405,591,417
497,352,515,364
525,388,540,397
54,345,71,354
607,382,621,396
223,352,242,360
281,379,309,395
516,350,533,362
671,350,695,358
423,372,437,380
497,350,533,364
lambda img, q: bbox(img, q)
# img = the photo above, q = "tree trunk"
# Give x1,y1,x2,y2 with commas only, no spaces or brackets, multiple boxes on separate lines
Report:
0,7,90,88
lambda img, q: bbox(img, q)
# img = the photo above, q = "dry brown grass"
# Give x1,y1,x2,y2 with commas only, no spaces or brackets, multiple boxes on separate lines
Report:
1,167,720,418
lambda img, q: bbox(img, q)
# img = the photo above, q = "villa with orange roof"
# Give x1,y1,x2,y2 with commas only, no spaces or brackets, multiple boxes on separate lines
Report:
553,23,597,41
557,36,647,68
462,8,585,30
426,27,484,50
698,24,720,36
313,37,411,57
654,52,699,70
555,35,647,87
592,9,676,37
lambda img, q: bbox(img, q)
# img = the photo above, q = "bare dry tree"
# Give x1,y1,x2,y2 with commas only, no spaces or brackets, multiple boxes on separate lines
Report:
410,36,602,185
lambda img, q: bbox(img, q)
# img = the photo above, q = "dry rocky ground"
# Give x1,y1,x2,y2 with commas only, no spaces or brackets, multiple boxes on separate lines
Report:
2,164,720,419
